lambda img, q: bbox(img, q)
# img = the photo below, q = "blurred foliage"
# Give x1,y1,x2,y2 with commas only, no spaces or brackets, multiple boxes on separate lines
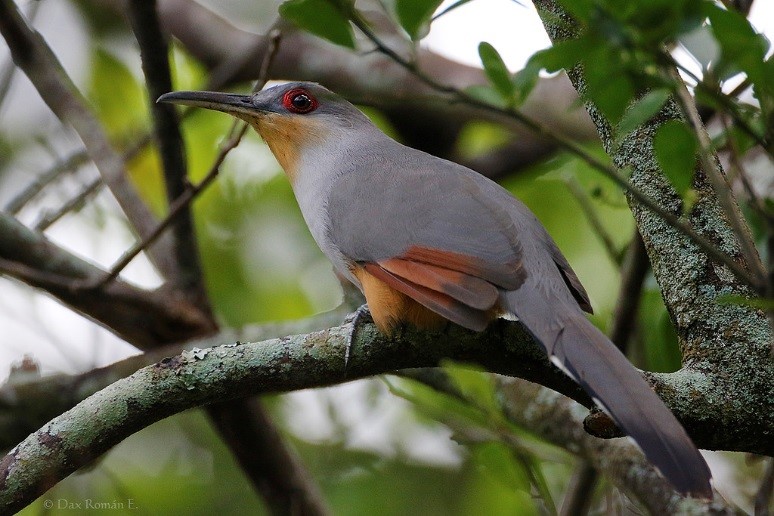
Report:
280,0,356,48
3,0,772,513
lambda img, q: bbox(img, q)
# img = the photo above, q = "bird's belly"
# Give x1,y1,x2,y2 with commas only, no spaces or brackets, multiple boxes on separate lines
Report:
293,186,359,286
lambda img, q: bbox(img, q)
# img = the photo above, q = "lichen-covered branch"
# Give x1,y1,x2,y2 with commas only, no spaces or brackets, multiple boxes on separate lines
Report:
0,318,568,513
0,313,769,513
533,0,773,455
0,310,347,450
495,378,734,515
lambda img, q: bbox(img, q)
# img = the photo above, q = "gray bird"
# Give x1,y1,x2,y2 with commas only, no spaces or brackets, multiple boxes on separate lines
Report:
159,82,713,498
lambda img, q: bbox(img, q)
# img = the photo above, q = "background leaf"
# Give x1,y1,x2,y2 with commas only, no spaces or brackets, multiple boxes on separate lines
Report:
617,89,670,137
654,120,697,196
279,0,355,48
478,42,515,102
396,0,444,40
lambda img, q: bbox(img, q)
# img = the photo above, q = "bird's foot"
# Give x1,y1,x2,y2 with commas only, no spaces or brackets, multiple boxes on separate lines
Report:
343,304,373,370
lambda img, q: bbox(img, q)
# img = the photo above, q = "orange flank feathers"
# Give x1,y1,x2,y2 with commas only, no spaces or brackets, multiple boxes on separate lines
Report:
351,265,447,333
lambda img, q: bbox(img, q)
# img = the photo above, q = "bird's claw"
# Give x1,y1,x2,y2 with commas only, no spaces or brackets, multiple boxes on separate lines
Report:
344,304,372,370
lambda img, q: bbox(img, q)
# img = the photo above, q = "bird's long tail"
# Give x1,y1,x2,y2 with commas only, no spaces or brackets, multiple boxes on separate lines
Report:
506,288,712,497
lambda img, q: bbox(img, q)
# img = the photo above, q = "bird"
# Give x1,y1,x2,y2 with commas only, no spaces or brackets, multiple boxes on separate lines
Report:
158,81,713,498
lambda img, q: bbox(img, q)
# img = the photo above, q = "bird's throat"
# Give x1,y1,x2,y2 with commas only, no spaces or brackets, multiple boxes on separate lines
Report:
249,115,330,185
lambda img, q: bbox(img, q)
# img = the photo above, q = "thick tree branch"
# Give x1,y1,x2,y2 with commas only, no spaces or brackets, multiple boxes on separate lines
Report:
1,312,770,513
0,0,176,276
533,0,773,452
0,212,213,348
0,310,348,450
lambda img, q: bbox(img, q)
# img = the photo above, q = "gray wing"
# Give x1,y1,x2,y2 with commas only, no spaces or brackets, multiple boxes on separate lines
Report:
326,146,590,325
327,151,524,282
328,146,590,310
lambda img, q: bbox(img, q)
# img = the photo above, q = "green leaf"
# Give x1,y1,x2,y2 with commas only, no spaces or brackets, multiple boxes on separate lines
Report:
617,89,670,137
589,74,635,123
654,120,697,196
473,442,531,493
279,0,355,49
464,85,508,109
704,3,768,81
555,0,596,23
478,42,515,102
396,0,444,40
442,361,499,414
528,38,588,73
511,64,540,106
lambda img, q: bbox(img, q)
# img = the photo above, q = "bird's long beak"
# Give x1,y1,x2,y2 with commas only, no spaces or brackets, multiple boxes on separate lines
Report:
157,91,260,117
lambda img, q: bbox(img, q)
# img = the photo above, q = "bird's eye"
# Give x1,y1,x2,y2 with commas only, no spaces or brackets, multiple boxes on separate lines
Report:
282,89,318,114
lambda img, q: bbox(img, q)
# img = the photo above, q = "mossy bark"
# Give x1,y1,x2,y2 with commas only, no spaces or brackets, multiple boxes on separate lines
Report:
533,0,773,453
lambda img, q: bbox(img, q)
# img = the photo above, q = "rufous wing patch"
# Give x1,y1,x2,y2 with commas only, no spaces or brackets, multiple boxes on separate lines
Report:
379,257,498,310
401,245,526,290
362,263,495,332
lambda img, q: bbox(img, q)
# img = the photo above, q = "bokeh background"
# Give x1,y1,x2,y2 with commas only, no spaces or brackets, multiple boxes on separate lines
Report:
1,0,772,514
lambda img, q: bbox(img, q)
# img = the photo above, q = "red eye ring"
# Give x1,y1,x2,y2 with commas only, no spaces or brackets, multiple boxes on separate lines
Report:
282,88,318,114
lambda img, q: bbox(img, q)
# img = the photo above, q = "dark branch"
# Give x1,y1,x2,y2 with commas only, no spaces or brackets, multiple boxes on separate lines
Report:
127,0,210,306
0,212,213,348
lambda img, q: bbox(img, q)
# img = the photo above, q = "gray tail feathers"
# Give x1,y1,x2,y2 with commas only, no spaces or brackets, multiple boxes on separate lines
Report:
508,293,712,497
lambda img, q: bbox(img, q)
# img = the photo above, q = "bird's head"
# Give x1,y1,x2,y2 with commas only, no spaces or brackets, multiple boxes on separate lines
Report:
158,82,371,181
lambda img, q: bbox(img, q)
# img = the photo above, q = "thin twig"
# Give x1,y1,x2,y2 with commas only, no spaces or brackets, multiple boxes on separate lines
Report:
92,122,248,289
720,119,774,353
4,150,90,214
0,0,39,113
670,57,767,152
671,69,767,285
13,135,154,230
33,177,103,231
610,233,650,356
0,0,176,275
91,30,283,289
565,176,622,265
347,12,764,293
719,114,769,220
